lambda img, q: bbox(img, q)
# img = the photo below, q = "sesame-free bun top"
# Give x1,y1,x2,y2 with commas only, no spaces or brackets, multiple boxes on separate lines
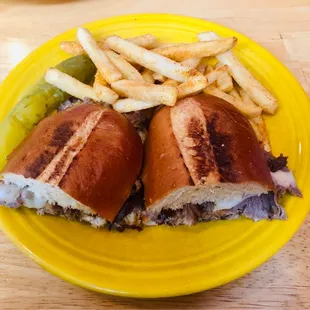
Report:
142,94,274,213
2,104,143,221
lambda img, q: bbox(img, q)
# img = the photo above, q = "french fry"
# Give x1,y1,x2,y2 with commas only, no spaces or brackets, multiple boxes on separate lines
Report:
204,85,234,102
128,34,157,49
203,86,261,118
198,32,278,114
205,65,229,85
113,98,160,113
60,40,106,56
205,65,214,74
45,68,100,102
105,50,144,81
60,34,157,56
93,84,119,104
77,27,122,84
60,41,85,56
152,38,237,61
236,84,263,117
111,80,177,106
93,71,107,86
229,88,242,100
141,69,155,84
154,42,180,48
181,57,202,70
230,86,262,117
93,72,119,104
105,35,191,82
163,79,179,87
177,71,207,99
249,116,271,152
197,59,208,74
153,72,167,82
215,63,233,92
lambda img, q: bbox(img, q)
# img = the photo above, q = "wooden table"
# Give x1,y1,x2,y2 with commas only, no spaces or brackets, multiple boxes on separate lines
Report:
0,1,309,309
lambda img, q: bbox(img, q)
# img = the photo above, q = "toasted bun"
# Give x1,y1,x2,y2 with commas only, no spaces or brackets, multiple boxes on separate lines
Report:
2,104,143,221
142,94,274,213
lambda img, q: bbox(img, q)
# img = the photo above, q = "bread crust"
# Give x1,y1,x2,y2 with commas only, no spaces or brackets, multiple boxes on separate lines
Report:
142,94,274,208
2,104,143,221
142,106,193,206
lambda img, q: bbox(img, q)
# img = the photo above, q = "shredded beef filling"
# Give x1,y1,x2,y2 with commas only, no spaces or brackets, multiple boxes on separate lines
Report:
124,109,153,143
58,97,96,111
265,152,302,197
111,181,145,232
153,192,286,227
265,152,288,172
151,152,302,227
38,204,90,222
36,180,145,230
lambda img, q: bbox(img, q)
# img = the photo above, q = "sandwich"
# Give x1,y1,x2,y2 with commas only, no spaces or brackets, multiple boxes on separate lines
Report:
142,94,301,226
0,103,144,230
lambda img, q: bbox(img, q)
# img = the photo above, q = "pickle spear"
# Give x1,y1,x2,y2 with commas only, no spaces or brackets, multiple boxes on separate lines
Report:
0,55,96,168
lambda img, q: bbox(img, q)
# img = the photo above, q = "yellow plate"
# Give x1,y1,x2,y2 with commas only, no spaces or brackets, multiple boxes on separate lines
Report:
0,14,309,298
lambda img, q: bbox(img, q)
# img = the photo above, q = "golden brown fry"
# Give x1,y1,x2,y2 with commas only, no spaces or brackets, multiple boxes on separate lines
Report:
236,84,263,117
196,59,208,74
215,63,233,92
127,34,157,49
153,42,180,48
152,38,237,61
153,72,167,82
198,32,278,114
205,65,229,85
205,65,214,74
203,86,261,118
111,80,177,106
60,34,157,56
60,41,85,56
113,98,159,113
177,71,207,99
105,50,144,81
45,68,100,101
249,116,271,152
141,69,155,84
181,57,202,70
229,88,242,100
93,71,119,104
204,85,235,103
93,71,107,86
105,35,191,82
77,28,122,84
163,79,179,87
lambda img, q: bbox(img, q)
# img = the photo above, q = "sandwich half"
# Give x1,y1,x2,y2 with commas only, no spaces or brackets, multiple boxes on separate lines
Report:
0,103,143,229
142,94,301,226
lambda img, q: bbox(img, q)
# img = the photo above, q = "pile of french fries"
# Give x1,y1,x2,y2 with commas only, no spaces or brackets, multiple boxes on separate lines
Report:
45,28,278,152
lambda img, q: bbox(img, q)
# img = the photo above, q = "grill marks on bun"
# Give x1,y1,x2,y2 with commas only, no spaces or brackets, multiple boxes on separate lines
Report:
2,104,143,223
170,95,272,185
170,99,220,185
206,114,237,182
37,109,103,186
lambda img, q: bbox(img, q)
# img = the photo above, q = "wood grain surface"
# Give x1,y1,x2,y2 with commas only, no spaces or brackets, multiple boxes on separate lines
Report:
0,1,309,309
